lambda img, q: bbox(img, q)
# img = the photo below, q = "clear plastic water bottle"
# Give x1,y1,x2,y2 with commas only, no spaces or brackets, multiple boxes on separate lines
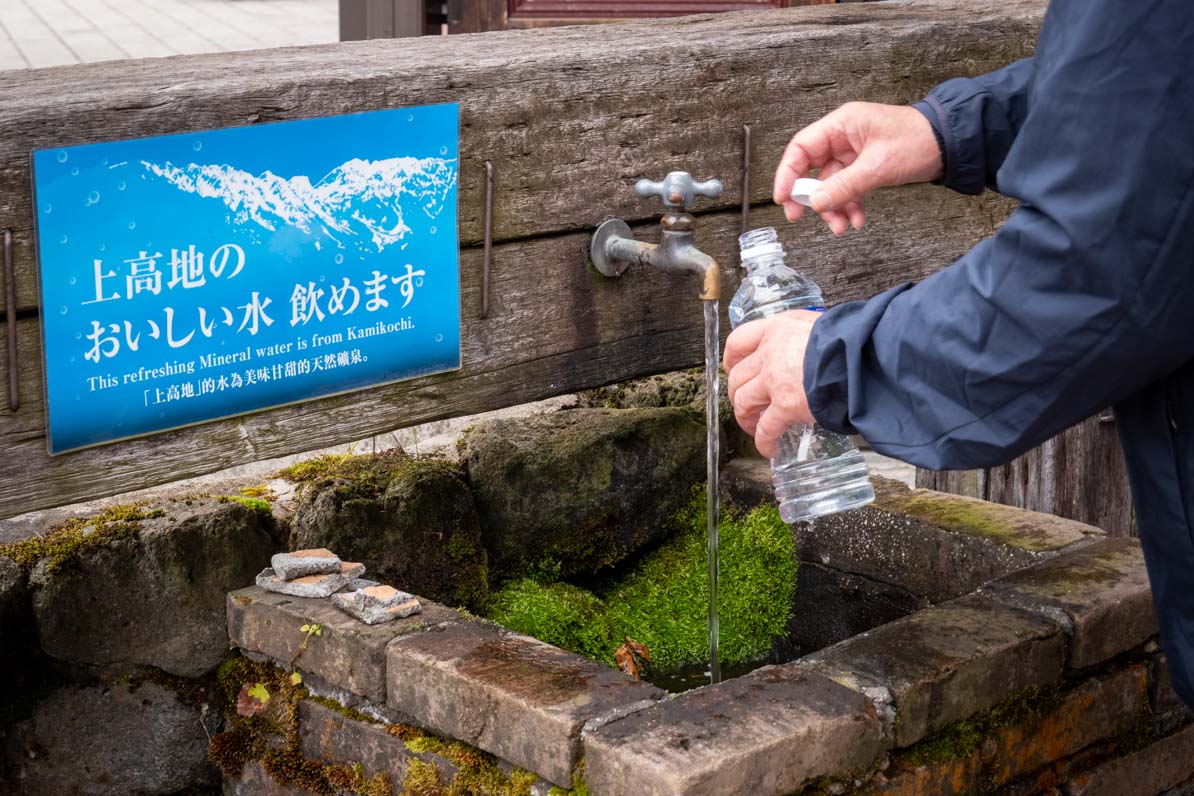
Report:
730,227,875,523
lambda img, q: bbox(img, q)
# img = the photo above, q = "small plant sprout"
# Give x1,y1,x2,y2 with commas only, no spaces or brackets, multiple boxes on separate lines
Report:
292,623,323,663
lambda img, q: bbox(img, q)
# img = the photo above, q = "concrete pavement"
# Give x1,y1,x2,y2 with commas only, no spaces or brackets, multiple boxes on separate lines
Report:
0,0,337,70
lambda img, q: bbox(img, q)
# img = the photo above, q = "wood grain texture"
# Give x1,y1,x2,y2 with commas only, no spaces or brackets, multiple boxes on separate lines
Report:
0,0,1044,313
0,186,1012,517
0,0,1044,516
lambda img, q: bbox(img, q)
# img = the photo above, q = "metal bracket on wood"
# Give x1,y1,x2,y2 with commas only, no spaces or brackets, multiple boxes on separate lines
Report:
740,124,752,239
3,229,17,412
481,160,494,319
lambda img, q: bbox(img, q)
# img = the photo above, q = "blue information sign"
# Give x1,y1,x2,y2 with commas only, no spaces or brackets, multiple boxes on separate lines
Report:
32,104,461,454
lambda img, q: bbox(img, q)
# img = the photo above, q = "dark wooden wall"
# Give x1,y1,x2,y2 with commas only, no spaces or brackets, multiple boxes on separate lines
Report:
0,0,1044,517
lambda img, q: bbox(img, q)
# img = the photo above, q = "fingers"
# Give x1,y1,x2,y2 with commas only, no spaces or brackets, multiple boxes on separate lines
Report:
772,114,839,205
753,404,793,460
726,352,764,403
810,148,884,214
724,321,767,374
731,375,770,437
812,160,852,236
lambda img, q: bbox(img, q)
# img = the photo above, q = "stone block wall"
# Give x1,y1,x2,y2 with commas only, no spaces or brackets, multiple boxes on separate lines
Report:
215,472,1193,796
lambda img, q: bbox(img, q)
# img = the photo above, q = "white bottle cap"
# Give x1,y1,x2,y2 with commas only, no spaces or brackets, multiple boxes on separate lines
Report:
790,178,824,207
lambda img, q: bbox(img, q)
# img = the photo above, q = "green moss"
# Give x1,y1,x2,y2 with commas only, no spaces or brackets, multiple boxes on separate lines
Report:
276,449,411,496
487,490,796,670
217,495,272,515
487,580,620,663
548,764,590,796
881,491,1067,552
308,694,382,726
0,502,166,573
239,484,272,500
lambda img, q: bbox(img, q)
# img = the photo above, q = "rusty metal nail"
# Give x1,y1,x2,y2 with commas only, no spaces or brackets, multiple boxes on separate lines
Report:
481,160,494,320
740,124,752,238
3,229,17,412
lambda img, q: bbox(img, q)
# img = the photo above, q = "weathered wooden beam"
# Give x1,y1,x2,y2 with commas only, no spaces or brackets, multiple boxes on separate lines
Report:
0,185,1012,517
919,415,1137,537
0,0,1044,313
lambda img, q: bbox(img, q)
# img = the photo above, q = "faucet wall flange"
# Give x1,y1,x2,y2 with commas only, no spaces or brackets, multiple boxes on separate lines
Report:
590,218,634,278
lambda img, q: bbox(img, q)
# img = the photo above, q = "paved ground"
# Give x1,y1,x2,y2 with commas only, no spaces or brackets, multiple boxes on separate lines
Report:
0,0,338,70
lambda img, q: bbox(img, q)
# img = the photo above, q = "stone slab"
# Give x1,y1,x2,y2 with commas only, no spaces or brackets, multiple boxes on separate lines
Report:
386,620,663,787
1066,723,1194,796
721,467,1087,604
873,479,1101,553
979,537,1156,669
584,665,883,796
869,666,1149,795
271,549,341,581
227,586,457,703
800,592,1067,747
255,561,365,598
331,585,421,625
298,698,416,787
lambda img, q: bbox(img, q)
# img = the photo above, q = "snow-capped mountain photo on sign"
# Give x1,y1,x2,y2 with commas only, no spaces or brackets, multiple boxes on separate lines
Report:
31,104,461,454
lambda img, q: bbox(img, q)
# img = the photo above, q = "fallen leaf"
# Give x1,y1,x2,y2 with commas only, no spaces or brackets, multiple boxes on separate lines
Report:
615,637,652,681
289,672,303,686
236,682,270,717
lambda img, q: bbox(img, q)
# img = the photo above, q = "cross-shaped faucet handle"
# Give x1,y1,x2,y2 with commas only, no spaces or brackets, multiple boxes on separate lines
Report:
635,171,723,208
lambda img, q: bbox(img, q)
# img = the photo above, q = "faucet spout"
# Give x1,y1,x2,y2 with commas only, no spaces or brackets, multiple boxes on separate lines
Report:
590,211,721,301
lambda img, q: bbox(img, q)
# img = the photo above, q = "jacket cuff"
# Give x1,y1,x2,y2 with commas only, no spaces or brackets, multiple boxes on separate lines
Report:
913,78,989,196
802,302,857,436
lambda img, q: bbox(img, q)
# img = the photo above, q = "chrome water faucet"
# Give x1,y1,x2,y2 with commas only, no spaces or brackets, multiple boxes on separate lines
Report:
590,171,724,300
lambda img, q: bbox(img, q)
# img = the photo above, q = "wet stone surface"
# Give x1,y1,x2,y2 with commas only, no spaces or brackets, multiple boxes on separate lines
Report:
386,620,663,787
584,664,883,796
227,585,457,702
800,592,1067,747
977,537,1157,669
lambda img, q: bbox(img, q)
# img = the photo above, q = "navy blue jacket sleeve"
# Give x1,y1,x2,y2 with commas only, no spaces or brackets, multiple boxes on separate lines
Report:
913,57,1036,196
802,0,1194,471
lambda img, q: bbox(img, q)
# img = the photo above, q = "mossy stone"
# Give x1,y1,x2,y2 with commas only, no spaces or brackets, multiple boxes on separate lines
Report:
29,500,276,678
460,407,705,581
289,455,488,611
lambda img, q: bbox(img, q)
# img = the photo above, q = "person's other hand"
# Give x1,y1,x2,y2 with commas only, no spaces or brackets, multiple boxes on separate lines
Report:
724,310,820,459
773,102,943,235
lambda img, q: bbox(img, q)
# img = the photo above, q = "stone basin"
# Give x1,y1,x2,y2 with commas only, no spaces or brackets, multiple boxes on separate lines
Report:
223,463,1184,796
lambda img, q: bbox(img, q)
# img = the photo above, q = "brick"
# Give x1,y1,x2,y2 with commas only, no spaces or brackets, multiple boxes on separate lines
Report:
227,586,457,702
802,593,1066,747
1067,723,1194,796
298,698,556,794
297,698,419,786
386,621,662,787
585,664,882,796
873,666,1149,796
980,538,1157,669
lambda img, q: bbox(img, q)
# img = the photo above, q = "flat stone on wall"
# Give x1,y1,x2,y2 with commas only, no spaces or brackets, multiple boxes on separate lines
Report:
979,537,1157,669
227,585,458,703
386,620,663,787
584,664,883,796
802,592,1067,747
